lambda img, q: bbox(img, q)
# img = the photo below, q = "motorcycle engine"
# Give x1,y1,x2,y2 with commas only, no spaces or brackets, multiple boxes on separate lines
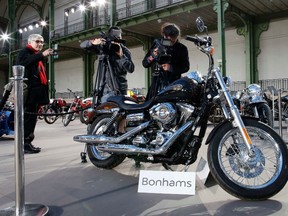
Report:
149,103,177,125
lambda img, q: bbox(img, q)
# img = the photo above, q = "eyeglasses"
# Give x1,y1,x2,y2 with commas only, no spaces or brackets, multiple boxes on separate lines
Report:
33,40,44,44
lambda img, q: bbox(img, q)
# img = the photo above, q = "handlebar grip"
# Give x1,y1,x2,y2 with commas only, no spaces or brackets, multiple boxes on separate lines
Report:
185,35,199,43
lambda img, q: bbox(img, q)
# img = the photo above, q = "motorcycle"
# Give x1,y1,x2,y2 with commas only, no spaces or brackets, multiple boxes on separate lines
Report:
234,84,273,126
79,96,93,125
74,17,288,200
0,83,14,137
44,98,68,124
263,90,288,121
62,89,92,126
209,84,273,126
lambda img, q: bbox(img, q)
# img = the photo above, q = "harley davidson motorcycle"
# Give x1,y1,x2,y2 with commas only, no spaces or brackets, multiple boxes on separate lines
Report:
74,17,288,200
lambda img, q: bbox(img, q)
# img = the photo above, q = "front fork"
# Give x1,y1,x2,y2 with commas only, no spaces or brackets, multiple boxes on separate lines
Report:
213,69,252,151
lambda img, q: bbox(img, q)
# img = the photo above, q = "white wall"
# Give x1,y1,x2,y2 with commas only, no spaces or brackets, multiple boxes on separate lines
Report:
54,58,83,92
258,18,288,80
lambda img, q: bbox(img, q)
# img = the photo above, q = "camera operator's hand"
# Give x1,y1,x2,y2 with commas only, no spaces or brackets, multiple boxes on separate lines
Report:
42,48,54,57
148,48,158,63
162,63,171,72
113,42,123,57
91,38,105,45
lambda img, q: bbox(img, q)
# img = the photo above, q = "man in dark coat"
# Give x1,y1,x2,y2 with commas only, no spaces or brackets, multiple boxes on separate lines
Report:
16,34,53,154
142,23,190,100
80,26,135,102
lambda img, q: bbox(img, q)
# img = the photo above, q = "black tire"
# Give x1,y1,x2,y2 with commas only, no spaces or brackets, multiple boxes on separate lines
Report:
44,107,58,124
208,118,288,200
87,114,126,169
257,103,273,126
62,108,74,126
38,106,45,120
79,110,89,124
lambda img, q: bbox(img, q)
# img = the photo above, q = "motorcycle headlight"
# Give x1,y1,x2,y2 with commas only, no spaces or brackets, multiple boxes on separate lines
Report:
247,84,261,97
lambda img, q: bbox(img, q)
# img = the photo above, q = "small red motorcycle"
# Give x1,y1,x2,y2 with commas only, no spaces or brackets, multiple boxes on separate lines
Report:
44,98,68,124
62,89,92,126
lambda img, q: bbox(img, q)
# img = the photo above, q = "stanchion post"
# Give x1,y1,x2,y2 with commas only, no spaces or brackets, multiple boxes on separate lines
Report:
272,90,275,128
0,65,49,216
278,89,283,138
13,65,25,215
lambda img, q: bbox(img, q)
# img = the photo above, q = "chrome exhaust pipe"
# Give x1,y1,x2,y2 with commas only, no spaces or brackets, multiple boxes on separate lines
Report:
73,121,150,144
97,121,193,155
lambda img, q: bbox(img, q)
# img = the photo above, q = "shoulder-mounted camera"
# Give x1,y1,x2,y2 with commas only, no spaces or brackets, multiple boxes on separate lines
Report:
152,38,173,64
100,30,126,54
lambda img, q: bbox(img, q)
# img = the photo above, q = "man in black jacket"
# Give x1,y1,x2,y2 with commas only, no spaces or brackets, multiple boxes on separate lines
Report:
16,34,53,154
81,26,135,102
142,23,190,99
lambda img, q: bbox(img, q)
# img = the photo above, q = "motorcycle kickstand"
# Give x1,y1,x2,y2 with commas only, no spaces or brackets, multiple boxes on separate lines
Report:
80,144,88,163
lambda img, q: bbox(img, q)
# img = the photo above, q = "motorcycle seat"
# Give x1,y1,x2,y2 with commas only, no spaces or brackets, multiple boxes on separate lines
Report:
107,96,153,111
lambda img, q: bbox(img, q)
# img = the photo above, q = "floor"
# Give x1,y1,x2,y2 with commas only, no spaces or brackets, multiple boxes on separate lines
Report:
0,119,288,216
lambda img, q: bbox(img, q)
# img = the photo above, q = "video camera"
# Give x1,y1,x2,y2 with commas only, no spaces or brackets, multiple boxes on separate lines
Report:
151,38,173,64
99,29,126,54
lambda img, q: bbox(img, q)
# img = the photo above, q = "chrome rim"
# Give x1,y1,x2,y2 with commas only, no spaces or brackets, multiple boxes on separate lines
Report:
219,126,282,189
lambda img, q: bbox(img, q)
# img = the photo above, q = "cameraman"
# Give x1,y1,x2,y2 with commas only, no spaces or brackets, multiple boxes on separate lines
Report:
81,26,134,99
142,23,190,99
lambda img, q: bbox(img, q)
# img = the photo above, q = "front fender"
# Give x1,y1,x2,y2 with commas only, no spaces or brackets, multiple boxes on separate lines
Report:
205,116,256,145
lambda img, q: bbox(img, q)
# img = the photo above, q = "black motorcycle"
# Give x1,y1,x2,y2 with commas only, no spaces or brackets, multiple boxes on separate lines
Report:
74,17,288,200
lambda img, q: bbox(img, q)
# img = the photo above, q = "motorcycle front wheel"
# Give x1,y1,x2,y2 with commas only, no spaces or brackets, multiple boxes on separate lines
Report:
87,114,126,169
257,103,273,126
62,108,74,126
79,110,89,124
208,118,288,200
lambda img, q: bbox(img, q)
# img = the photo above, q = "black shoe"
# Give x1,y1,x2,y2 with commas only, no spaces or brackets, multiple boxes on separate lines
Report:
29,143,41,150
24,144,40,154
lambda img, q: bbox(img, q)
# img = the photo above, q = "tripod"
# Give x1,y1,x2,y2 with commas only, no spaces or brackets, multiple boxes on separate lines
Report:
92,54,120,107
146,63,169,101
81,53,120,163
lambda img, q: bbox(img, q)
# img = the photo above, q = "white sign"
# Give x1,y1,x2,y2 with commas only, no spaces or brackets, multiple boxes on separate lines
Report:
138,170,196,195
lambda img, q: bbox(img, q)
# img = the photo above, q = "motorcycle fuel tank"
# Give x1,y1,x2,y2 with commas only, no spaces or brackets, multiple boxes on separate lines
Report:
154,77,203,106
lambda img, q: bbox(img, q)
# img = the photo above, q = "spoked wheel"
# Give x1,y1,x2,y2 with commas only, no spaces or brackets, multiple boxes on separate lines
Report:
208,118,288,200
87,114,126,169
37,106,46,120
44,107,58,124
62,108,74,126
79,110,89,124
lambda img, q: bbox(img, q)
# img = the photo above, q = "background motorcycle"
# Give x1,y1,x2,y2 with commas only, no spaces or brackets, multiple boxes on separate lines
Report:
209,84,273,126
234,84,273,126
44,98,68,124
74,17,288,200
79,96,93,125
62,88,92,126
263,90,288,121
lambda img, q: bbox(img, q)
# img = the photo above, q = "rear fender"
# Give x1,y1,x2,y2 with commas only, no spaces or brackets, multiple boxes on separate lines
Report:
87,102,119,124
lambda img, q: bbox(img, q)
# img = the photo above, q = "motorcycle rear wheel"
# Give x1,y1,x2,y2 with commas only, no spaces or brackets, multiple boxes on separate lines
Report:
87,114,126,169
44,107,58,124
208,118,288,200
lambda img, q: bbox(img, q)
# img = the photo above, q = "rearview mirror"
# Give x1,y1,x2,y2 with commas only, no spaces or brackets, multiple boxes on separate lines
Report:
196,17,206,33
